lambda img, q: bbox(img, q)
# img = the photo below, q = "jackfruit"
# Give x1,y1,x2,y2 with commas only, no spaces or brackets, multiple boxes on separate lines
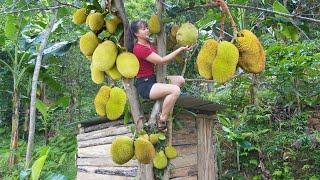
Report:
105,65,122,80
134,137,155,164
86,13,93,25
148,15,160,34
85,55,92,61
164,146,178,159
92,40,118,71
79,32,99,56
171,24,179,37
176,23,198,46
87,12,104,31
149,134,159,145
196,39,219,79
106,15,122,34
72,8,87,24
106,87,127,120
153,150,168,169
90,64,105,84
234,29,265,73
139,134,149,141
116,52,139,78
94,86,111,116
212,41,239,84
111,136,134,165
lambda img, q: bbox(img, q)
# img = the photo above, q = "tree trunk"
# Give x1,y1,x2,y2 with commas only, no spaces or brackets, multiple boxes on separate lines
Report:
250,74,257,105
23,105,29,140
8,87,20,168
25,10,57,169
114,0,144,131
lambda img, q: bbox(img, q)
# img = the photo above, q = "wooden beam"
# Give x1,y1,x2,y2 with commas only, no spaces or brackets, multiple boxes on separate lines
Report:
196,115,218,180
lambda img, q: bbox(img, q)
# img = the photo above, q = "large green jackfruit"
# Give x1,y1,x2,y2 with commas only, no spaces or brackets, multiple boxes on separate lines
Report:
79,32,99,56
92,40,118,71
153,150,168,169
196,39,219,79
212,41,239,84
87,12,104,31
106,87,127,120
111,136,134,165
176,23,198,46
94,86,111,116
106,15,122,34
90,64,105,84
164,146,178,159
148,15,161,34
116,52,139,78
72,8,87,24
234,29,265,73
134,137,155,164
105,65,122,80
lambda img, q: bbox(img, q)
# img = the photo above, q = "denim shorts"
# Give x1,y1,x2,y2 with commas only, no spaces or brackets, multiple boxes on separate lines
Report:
135,75,156,99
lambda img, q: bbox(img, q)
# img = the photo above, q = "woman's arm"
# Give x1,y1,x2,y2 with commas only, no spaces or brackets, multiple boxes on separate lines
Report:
145,46,191,64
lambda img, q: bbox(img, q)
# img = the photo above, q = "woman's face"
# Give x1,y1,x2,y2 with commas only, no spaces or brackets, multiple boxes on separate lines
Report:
135,24,150,40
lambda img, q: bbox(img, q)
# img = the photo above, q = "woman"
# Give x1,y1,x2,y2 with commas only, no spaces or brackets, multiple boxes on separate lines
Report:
127,20,191,131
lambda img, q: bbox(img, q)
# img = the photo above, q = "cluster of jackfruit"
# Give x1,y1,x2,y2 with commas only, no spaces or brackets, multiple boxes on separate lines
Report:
234,29,265,73
176,23,198,46
196,29,265,84
94,86,127,120
73,7,140,83
153,145,178,169
148,15,161,34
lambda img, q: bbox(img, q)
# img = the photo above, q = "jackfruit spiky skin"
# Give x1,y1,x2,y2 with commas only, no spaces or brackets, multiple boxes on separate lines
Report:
87,12,104,31
148,15,161,34
212,41,239,84
134,138,155,164
153,150,168,169
106,15,122,34
164,146,178,159
116,52,139,78
171,24,179,37
139,134,149,141
176,23,198,46
86,13,93,25
79,32,99,56
111,136,134,165
94,86,111,116
92,40,118,71
106,87,127,120
105,65,122,80
196,39,219,79
149,134,159,145
72,8,87,24
235,29,265,73
90,64,105,84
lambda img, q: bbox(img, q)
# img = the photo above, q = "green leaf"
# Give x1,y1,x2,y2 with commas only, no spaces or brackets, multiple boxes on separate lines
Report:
36,99,48,118
19,169,31,180
4,15,18,41
279,23,300,41
45,173,68,180
222,126,231,133
49,96,70,110
273,1,290,15
43,41,74,56
158,133,166,140
31,148,50,180
123,103,130,125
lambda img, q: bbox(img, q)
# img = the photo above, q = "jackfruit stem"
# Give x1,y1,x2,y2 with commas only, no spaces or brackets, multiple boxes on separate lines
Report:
215,0,238,38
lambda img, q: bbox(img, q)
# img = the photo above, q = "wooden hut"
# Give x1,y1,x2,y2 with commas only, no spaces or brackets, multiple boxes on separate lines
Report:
76,96,224,180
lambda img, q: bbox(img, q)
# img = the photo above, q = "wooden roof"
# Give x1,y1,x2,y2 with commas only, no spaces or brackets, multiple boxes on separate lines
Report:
176,95,225,114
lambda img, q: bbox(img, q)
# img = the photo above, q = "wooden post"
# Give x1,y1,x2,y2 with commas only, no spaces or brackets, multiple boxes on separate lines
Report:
196,114,218,180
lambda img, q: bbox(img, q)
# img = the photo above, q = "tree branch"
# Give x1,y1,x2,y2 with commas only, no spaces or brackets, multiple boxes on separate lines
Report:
0,5,70,15
174,3,320,23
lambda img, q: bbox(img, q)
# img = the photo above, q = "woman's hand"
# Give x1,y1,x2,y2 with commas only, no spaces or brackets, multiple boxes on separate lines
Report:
179,45,194,52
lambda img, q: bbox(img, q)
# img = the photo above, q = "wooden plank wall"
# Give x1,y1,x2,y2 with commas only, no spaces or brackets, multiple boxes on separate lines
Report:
76,112,204,180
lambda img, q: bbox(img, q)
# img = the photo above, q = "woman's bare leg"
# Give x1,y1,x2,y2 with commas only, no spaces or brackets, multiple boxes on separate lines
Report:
149,83,181,122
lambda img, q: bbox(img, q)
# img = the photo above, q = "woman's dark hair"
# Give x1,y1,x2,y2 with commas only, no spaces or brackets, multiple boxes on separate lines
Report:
127,20,148,52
